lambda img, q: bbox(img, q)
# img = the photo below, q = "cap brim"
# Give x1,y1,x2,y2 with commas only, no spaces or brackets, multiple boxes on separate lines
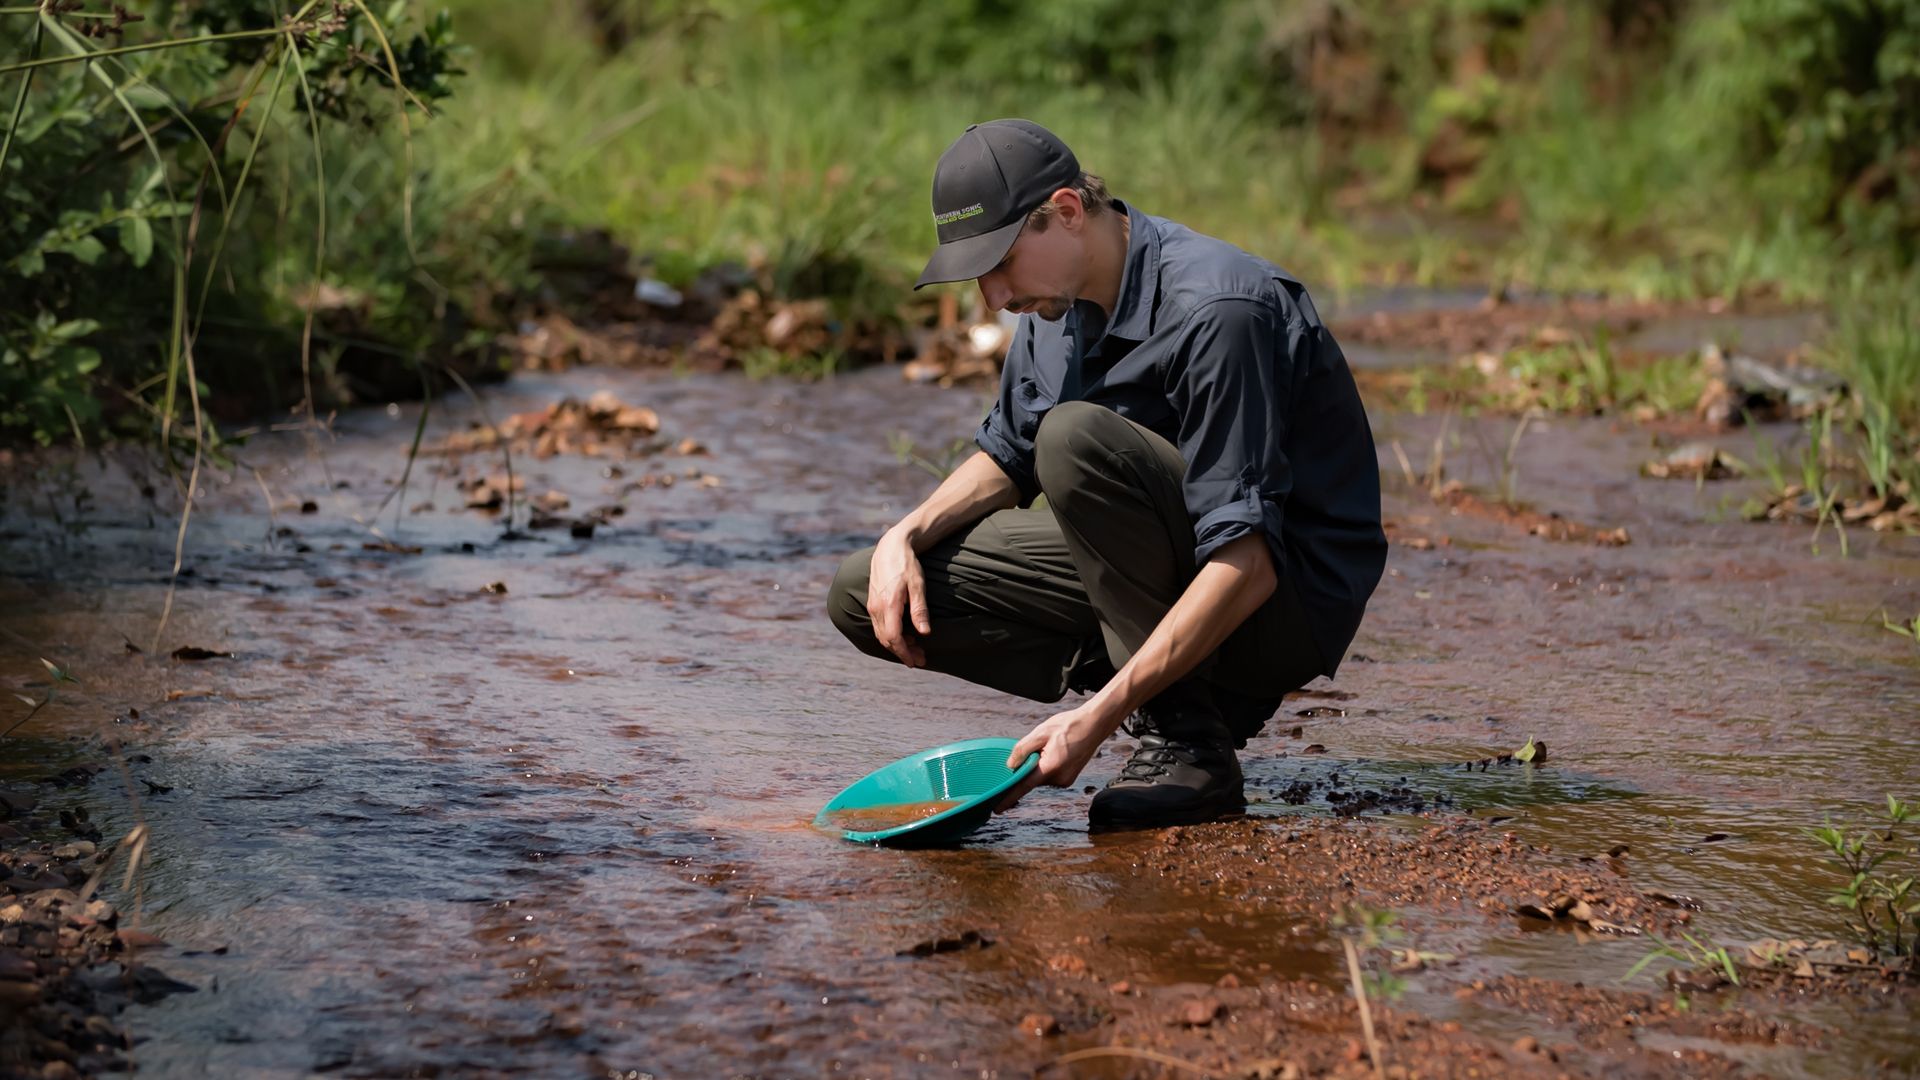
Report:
913,216,1026,290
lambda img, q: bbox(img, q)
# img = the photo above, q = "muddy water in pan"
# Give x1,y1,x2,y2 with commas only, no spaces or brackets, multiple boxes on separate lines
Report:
1,361,1917,1077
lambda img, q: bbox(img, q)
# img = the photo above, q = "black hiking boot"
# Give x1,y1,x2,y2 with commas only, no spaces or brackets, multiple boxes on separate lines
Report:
1089,684,1245,831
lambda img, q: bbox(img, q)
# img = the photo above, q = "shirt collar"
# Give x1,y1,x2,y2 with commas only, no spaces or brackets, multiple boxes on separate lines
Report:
1103,199,1161,341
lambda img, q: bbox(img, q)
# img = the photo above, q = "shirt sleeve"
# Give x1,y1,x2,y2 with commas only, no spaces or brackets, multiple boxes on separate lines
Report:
1166,296,1301,568
973,316,1043,503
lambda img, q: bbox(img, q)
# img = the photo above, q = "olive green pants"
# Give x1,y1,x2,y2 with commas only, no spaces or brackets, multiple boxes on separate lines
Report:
828,402,1323,742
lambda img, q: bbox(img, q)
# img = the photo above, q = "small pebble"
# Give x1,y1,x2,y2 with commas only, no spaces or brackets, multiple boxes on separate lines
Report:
1015,1011,1059,1037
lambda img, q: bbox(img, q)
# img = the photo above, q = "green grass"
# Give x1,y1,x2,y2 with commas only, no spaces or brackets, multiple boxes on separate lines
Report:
419,5,1347,316
414,2,1905,335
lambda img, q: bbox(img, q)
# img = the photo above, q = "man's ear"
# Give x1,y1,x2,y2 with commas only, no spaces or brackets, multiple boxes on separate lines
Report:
1051,187,1086,230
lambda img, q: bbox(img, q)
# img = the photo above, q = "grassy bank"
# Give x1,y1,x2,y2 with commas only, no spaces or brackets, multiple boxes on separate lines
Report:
3,0,1915,505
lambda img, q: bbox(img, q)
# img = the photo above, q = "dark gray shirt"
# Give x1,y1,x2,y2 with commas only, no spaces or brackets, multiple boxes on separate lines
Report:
975,201,1386,675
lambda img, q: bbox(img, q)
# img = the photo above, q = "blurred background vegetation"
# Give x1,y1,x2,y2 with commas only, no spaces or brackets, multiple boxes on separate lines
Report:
2,0,1915,465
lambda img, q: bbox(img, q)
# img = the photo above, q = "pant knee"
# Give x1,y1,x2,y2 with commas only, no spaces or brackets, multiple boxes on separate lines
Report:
1033,400,1118,496
827,547,875,644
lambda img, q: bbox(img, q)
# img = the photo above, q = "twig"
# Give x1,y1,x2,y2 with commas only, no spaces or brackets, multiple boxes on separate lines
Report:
440,364,517,535
1390,439,1418,490
1343,937,1388,1080
0,697,49,740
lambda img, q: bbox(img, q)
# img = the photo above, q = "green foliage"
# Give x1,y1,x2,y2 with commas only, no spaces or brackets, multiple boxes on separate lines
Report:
1684,0,1920,256
1806,795,1920,964
1,313,103,445
5,0,1919,453
0,1,467,447
1387,338,1706,421
1626,931,1742,987
888,431,974,481
759,0,1268,104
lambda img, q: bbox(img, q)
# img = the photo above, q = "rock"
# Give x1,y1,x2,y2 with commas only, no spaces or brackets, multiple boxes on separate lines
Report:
114,929,167,950
0,948,36,980
1641,443,1738,480
82,900,115,927
81,962,197,1004
1046,952,1087,976
1216,972,1241,989
1243,1060,1298,1080
1179,997,1226,1026
1513,1035,1540,1054
1343,1036,1367,1062
40,1062,80,1080
0,979,39,1009
897,929,992,957
0,904,26,925
1015,1011,1060,1037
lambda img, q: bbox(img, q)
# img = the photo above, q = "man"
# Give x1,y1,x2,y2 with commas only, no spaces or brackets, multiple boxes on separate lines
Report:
828,119,1386,831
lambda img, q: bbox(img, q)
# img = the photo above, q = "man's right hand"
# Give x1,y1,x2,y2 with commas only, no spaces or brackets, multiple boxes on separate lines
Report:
867,527,932,667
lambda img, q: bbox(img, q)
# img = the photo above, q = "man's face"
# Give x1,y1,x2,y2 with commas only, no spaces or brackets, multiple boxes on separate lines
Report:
973,194,1089,322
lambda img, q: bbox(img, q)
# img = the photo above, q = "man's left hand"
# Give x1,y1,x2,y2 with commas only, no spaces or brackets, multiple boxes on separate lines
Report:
993,701,1122,813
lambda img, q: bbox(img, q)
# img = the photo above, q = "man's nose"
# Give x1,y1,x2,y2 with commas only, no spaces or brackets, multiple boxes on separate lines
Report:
977,275,1010,313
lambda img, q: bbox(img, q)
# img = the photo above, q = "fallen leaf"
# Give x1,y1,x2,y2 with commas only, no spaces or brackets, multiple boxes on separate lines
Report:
1586,919,1640,936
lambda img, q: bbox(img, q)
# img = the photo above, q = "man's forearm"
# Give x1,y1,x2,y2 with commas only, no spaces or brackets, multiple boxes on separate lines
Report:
1083,534,1278,729
892,450,1021,551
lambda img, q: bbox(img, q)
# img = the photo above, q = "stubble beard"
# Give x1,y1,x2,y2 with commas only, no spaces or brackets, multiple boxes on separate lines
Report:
1018,296,1072,322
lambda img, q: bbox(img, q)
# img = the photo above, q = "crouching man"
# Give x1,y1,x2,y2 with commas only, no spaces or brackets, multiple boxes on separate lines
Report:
828,119,1386,831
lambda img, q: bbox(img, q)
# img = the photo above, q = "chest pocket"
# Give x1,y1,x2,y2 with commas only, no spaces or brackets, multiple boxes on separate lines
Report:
1012,377,1056,442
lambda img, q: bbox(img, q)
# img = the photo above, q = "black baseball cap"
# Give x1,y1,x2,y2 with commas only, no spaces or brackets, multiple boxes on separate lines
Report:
914,119,1081,290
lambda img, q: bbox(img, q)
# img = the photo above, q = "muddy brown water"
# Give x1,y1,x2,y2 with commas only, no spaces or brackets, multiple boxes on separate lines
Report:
825,801,969,835
1,339,1917,1077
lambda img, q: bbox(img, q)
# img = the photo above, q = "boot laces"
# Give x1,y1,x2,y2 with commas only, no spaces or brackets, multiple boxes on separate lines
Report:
1119,737,1187,781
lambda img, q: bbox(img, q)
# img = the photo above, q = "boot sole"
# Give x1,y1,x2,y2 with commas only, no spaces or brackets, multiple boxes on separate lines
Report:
1087,797,1248,833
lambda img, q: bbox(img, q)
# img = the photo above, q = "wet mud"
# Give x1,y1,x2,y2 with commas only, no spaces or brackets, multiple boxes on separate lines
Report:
1,308,1917,1078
